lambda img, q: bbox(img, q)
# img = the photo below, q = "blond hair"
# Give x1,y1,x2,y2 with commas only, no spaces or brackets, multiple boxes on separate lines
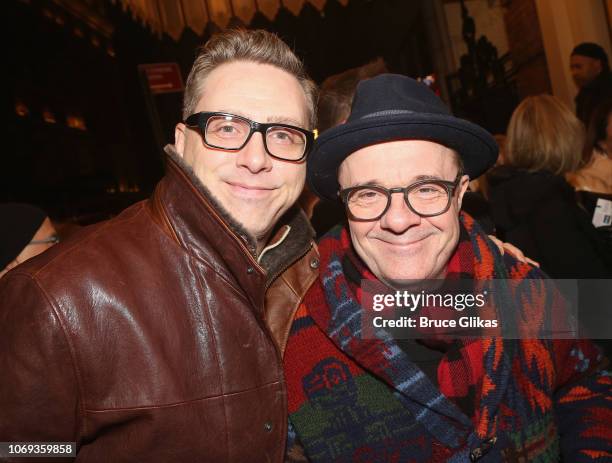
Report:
505,95,584,175
182,29,317,129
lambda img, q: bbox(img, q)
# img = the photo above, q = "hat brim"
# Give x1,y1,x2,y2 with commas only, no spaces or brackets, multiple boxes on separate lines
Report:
308,113,498,201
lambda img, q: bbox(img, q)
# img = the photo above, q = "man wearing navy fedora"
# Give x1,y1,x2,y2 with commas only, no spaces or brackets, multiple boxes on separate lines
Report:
283,75,611,461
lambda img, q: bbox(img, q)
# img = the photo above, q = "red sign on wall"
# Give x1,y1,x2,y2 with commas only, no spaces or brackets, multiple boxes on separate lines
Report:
139,63,184,94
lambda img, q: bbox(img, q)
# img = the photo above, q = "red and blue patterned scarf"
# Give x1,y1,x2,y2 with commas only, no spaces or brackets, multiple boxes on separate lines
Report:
284,213,610,462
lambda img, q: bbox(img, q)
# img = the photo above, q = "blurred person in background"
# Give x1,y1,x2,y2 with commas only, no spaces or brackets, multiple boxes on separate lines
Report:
300,58,388,237
567,98,612,195
0,203,58,278
567,99,612,239
570,42,612,126
316,58,388,132
487,94,612,278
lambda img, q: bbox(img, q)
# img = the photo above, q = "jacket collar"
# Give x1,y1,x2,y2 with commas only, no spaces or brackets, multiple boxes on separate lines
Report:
149,145,314,309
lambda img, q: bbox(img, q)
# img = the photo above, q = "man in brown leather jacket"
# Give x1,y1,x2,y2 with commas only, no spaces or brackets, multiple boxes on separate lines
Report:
0,29,319,462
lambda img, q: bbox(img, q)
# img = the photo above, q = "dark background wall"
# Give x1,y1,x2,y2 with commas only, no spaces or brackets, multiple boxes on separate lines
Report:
5,0,434,222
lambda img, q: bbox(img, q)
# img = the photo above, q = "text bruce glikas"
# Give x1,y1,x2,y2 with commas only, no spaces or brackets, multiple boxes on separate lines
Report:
372,290,488,312
370,289,499,330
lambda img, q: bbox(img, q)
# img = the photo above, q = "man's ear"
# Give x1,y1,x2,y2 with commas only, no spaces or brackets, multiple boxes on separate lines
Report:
456,174,470,210
175,123,186,157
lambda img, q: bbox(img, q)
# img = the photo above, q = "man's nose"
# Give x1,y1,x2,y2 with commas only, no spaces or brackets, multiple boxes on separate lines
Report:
235,132,273,173
378,193,421,233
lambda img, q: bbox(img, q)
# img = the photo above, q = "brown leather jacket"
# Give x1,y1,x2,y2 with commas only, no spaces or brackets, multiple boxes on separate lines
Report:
0,149,319,462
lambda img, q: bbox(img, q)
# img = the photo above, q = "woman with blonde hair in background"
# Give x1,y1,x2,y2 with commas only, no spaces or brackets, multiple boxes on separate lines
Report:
487,94,612,278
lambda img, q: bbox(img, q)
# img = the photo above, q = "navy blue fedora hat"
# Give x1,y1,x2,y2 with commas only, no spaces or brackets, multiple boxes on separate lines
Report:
308,74,498,201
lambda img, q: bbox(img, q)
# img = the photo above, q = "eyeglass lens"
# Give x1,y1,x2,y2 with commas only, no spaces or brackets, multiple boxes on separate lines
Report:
205,115,307,160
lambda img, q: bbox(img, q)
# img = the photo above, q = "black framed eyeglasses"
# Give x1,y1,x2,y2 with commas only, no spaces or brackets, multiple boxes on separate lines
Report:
184,112,314,162
339,173,463,221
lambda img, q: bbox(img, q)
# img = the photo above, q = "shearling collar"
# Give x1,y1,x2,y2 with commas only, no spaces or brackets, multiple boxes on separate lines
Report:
258,206,314,285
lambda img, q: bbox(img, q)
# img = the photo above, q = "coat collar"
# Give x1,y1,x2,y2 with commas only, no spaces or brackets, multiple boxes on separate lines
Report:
148,145,314,310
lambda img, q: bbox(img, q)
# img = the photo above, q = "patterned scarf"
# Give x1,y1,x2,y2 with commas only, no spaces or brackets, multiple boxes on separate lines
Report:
285,213,524,462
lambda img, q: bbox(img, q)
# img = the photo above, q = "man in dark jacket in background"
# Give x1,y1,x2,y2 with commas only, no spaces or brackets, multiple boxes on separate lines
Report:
0,29,319,462
570,42,612,125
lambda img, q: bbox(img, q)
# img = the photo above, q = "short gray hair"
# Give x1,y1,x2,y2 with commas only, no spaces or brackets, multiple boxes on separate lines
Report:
183,29,317,129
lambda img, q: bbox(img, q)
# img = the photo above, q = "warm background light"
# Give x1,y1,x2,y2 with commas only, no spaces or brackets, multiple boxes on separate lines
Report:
114,0,350,40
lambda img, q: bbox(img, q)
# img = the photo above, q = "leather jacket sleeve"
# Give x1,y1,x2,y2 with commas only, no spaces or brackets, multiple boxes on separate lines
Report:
0,271,80,448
